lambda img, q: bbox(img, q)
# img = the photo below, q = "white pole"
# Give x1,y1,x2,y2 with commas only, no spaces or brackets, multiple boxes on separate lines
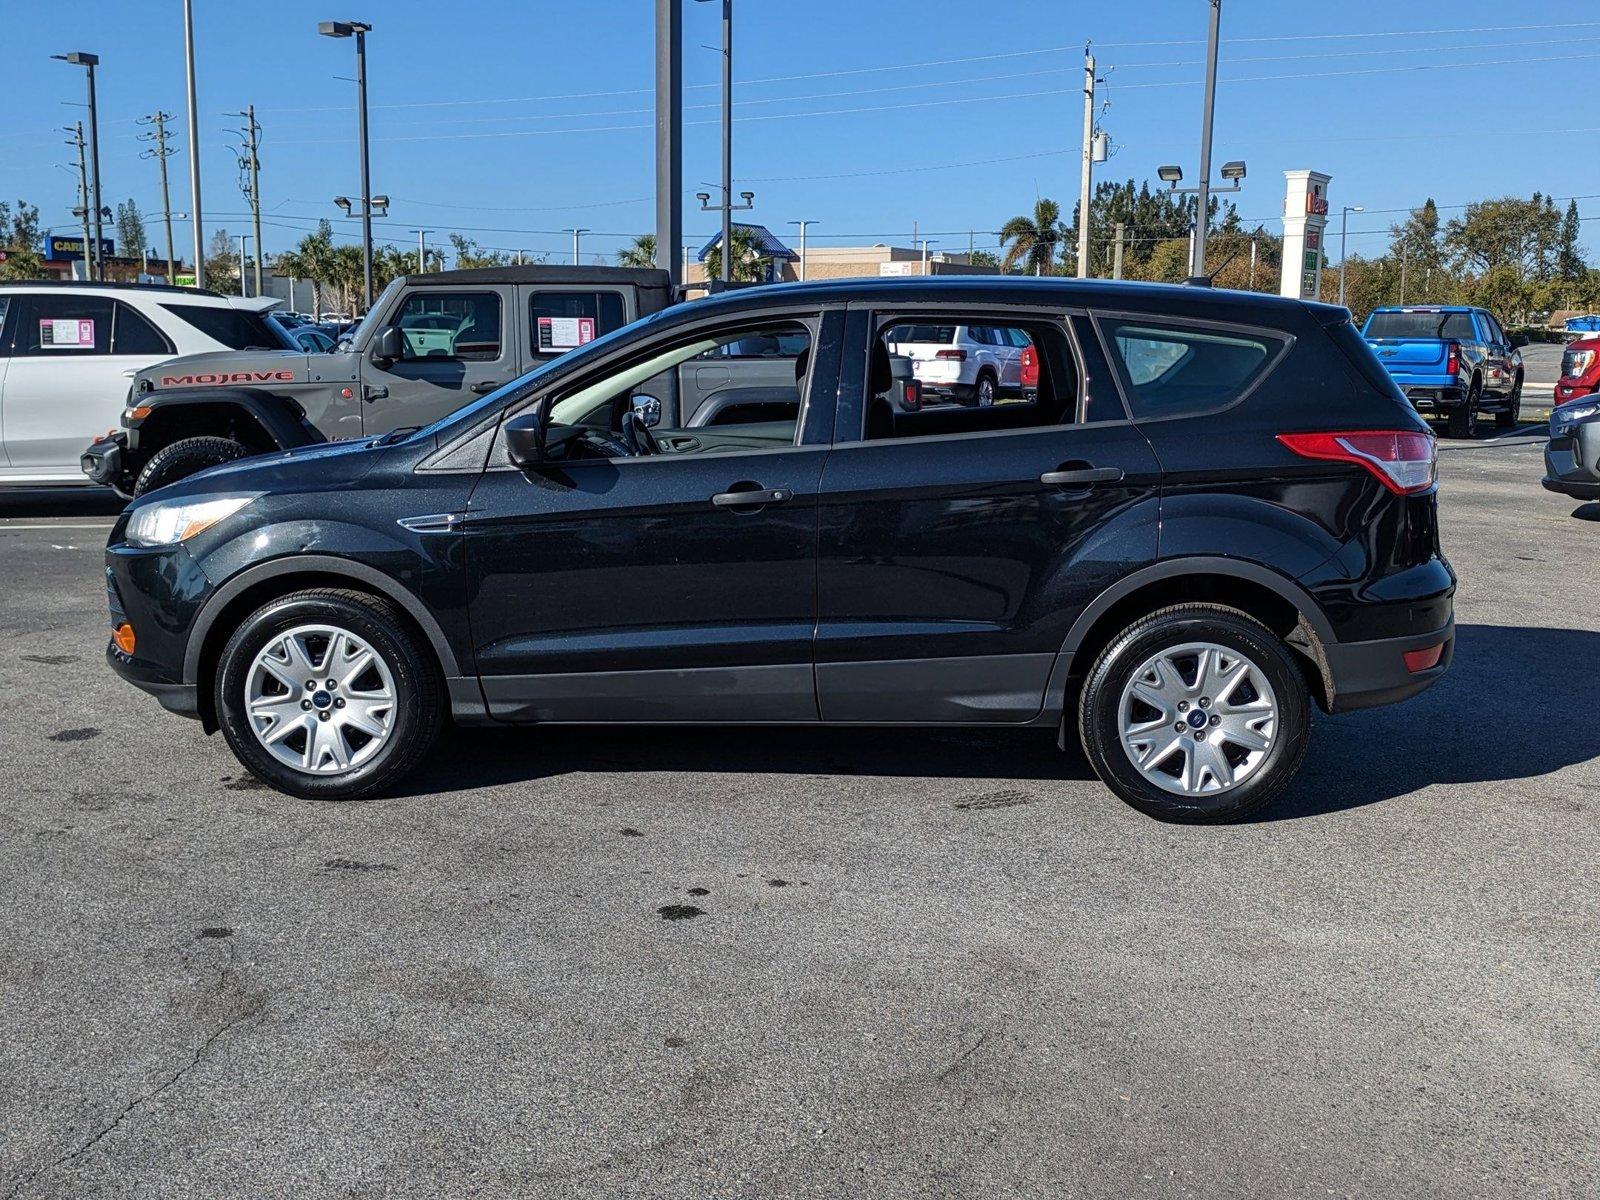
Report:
1076,48,1095,278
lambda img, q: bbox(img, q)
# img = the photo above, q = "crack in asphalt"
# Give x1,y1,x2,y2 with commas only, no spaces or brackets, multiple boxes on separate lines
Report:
3,1005,265,1199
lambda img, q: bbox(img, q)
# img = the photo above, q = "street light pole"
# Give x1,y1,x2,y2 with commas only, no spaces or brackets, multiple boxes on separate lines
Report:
409,228,432,273
718,0,732,284
567,228,590,265
183,0,205,287
235,233,251,296
788,219,815,281
321,20,376,310
1191,0,1221,278
54,52,103,280
1338,204,1364,308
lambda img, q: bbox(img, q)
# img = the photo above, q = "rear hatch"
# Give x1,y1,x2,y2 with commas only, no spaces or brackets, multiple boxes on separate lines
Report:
885,323,962,385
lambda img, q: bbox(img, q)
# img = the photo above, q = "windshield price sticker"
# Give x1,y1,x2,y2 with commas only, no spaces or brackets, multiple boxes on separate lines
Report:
538,315,596,352
40,318,95,349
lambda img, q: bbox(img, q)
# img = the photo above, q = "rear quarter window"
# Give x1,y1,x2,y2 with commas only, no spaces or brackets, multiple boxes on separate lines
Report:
1100,318,1285,420
160,303,288,350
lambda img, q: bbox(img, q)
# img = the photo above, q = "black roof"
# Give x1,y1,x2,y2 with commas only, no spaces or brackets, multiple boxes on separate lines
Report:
408,264,671,289
0,279,223,297
675,274,1346,322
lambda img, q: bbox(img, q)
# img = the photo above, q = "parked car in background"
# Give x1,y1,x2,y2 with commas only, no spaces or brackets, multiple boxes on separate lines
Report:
82,265,679,496
1542,390,1600,500
1562,314,1600,342
268,312,336,353
1360,305,1524,438
1554,335,1600,408
317,311,352,324
885,322,1033,406
0,282,291,488
103,276,1452,823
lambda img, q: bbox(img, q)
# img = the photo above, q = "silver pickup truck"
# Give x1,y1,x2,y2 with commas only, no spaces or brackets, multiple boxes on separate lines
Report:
82,265,813,497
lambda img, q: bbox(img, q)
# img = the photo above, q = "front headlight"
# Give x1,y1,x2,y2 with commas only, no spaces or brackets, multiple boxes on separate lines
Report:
125,494,260,547
1557,402,1600,424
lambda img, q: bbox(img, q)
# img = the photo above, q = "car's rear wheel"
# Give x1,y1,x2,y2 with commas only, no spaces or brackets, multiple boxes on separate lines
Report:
1446,382,1481,439
214,589,443,800
1078,604,1311,823
1495,375,1522,428
133,436,250,496
975,373,997,407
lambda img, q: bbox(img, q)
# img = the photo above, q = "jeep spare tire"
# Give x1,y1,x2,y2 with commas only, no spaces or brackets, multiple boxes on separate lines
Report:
133,436,251,497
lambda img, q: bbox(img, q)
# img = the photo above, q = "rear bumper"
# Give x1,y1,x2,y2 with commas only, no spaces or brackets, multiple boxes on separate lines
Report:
1401,384,1466,410
1323,621,1454,713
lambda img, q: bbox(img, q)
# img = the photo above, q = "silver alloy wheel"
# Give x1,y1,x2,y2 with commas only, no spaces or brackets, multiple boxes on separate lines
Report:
244,623,397,776
977,376,996,406
1117,640,1279,797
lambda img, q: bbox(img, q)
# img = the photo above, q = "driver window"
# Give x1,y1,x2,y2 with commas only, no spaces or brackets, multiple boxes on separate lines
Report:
394,292,501,361
538,320,813,461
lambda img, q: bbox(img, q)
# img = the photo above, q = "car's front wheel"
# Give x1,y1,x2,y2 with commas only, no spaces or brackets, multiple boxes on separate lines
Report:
214,589,443,799
134,436,250,496
1495,375,1522,429
1077,604,1311,823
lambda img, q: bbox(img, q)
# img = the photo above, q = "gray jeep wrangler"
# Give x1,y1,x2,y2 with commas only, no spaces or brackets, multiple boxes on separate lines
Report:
83,265,698,497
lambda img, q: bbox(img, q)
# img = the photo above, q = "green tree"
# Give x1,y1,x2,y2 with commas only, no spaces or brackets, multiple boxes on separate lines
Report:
702,225,763,283
115,200,148,262
616,233,657,269
1444,195,1561,282
965,249,1001,269
0,199,44,279
275,221,339,316
449,234,513,269
1557,199,1586,283
1465,264,1531,323
205,228,238,292
327,243,366,313
999,197,1065,275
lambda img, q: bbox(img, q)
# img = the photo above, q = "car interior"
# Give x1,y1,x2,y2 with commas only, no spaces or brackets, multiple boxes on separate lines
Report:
866,318,1078,439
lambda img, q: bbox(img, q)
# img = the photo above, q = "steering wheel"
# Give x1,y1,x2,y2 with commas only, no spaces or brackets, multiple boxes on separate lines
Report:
621,410,661,456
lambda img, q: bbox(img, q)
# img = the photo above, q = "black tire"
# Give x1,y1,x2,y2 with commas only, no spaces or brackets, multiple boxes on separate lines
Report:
1077,604,1311,824
133,436,250,496
1446,382,1480,439
1495,375,1522,429
213,589,443,800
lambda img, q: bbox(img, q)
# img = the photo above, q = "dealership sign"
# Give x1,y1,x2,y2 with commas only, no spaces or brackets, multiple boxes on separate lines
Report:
48,235,116,261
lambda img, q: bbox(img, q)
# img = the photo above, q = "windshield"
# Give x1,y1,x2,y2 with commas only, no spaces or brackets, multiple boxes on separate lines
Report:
341,278,403,351
1365,311,1477,340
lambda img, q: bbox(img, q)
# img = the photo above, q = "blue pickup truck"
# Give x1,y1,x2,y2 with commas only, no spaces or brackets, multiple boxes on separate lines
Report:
1360,305,1525,438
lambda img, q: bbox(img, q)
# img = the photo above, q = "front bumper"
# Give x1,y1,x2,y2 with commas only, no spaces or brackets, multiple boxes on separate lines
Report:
105,539,215,725
1322,621,1454,712
1542,419,1600,499
81,431,128,486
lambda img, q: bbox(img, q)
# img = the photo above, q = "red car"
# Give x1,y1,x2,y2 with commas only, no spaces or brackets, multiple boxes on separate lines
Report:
1020,341,1039,400
1556,335,1600,405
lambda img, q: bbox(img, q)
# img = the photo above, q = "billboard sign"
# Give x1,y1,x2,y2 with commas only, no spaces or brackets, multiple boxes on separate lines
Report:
48,235,116,262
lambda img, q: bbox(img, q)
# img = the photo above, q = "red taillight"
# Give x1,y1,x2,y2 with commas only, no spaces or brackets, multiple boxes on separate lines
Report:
935,349,966,361
1403,643,1444,673
1276,430,1437,495
1020,344,1038,387
903,380,922,411
1444,341,1460,376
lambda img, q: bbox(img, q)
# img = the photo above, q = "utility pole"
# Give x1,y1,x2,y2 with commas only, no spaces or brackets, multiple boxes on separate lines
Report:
1076,46,1096,278
66,123,92,281
138,111,178,282
183,0,205,287
1338,204,1363,308
655,0,683,288
234,104,264,296
918,238,939,275
1249,232,1258,289
1112,222,1126,280
409,229,432,273
788,219,815,280
567,228,590,264
1398,240,1408,304
1191,0,1222,278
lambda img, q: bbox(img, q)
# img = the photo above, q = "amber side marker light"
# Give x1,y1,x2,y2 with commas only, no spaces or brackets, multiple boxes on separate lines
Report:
113,623,137,655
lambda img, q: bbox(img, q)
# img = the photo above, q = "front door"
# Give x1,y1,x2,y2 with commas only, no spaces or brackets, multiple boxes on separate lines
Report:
814,306,1161,723
362,287,516,433
463,308,842,722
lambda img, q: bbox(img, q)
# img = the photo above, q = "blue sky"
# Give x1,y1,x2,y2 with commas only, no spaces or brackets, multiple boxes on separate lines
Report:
4,0,1598,266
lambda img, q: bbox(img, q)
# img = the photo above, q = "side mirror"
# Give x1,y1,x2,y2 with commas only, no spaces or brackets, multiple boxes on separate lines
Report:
630,393,662,428
504,409,545,468
372,325,404,364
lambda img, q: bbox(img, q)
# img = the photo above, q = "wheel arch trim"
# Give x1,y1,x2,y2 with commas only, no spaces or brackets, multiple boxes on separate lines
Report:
182,554,461,685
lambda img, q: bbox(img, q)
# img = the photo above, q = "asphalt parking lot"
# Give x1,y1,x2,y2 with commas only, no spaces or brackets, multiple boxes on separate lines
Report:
1,430,1595,1199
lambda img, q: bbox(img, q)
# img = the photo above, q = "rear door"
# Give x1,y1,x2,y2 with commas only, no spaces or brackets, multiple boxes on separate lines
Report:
0,293,175,476
362,286,515,433
813,304,1161,723
1476,311,1513,398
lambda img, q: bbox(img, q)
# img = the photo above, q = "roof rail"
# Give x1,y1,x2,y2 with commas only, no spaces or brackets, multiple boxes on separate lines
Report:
0,279,223,298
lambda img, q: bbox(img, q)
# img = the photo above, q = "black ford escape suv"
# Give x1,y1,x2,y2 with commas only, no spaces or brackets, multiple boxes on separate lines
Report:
104,278,1453,823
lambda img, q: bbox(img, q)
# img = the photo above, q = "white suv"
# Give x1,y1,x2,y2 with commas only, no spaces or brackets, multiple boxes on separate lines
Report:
0,283,287,487
885,321,1033,406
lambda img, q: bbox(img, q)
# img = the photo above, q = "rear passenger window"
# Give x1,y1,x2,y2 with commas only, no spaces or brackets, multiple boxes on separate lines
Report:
111,302,174,356
13,295,114,356
1101,319,1283,420
865,316,1079,441
530,290,626,356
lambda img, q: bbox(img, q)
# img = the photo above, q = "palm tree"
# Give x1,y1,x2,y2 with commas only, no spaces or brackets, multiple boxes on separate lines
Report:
328,244,365,314
999,198,1066,276
703,225,764,284
281,222,339,316
616,233,657,269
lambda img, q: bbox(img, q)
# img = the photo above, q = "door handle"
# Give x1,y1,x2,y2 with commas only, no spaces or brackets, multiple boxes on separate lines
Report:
470,380,500,394
362,385,388,403
712,485,791,508
1040,465,1124,486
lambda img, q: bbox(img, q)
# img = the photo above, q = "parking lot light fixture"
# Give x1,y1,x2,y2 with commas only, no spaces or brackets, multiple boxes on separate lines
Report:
320,19,376,310
53,52,104,281
1158,165,1183,185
